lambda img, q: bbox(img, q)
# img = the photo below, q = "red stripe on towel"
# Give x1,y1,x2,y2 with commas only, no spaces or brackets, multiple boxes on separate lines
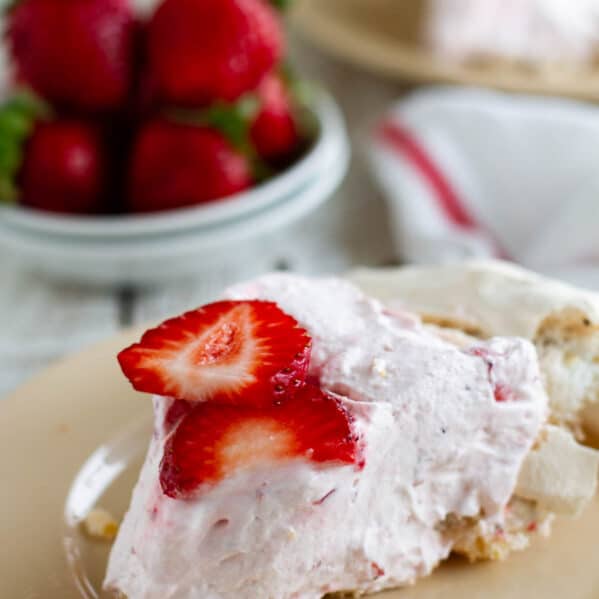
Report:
378,120,476,228
377,120,510,259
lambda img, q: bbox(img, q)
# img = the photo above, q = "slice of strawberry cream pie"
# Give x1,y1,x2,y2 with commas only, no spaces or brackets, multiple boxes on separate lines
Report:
105,274,550,598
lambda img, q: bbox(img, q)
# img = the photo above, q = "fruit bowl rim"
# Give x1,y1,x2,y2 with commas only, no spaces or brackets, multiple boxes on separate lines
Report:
0,86,344,240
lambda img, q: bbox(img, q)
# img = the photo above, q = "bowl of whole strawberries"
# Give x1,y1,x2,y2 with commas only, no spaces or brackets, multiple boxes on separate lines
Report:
0,0,349,285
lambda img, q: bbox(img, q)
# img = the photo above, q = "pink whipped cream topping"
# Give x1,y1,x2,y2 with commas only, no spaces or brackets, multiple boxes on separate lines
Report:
427,0,599,65
105,274,548,598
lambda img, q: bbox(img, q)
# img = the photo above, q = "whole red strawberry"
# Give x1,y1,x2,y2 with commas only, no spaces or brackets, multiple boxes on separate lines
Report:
7,0,137,112
20,121,107,214
128,118,253,212
250,74,300,162
0,93,107,214
147,0,283,106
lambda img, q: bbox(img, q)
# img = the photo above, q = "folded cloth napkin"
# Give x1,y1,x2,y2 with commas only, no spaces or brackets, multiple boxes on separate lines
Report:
369,86,599,289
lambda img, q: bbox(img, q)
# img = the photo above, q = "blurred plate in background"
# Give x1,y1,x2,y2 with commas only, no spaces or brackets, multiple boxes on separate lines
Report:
290,0,599,102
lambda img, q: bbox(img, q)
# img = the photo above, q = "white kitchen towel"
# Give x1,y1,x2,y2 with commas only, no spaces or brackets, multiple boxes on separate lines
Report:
369,87,599,289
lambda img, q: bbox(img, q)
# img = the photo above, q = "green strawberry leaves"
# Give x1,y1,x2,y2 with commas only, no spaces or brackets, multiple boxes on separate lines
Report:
203,96,259,150
0,89,49,203
166,95,258,149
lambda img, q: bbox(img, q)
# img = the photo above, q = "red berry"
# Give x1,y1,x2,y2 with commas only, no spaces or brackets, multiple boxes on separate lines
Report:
493,383,514,403
7,0,136,112
250,74,300,162
128,119,253,212
159,384,361,498
118,300,312,406
19,120,106,214
147,0,283,105
469,347,515,402
164,400,194,433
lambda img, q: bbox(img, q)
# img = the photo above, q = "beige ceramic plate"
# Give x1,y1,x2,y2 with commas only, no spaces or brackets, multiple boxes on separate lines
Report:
290,0,599,102
2,328,599,598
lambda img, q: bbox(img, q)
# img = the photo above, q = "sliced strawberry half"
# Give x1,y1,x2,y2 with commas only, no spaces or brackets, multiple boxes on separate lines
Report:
118,300,311,407
160,384,361,499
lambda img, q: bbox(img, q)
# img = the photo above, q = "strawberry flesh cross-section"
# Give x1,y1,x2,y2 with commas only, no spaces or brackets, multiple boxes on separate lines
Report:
160,384,362,499
118,299,363,500
117,300,311,407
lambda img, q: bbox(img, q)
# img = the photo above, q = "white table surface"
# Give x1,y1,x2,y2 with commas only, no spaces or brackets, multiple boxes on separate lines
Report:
0,32,404,396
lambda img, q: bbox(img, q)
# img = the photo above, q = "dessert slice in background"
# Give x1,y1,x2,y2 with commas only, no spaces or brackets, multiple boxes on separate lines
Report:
425,0,599,70
103,273,599,599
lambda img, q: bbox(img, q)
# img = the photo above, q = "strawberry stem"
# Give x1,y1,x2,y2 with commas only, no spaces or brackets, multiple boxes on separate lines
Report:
166,94,259,147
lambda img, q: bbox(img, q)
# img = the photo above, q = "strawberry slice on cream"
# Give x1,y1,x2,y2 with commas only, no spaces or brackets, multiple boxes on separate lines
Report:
160,385,361,500
118,300,311,407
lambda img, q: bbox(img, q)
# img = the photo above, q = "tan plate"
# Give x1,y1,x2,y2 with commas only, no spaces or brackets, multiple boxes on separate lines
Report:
290,0,599,102
2,327,599,599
